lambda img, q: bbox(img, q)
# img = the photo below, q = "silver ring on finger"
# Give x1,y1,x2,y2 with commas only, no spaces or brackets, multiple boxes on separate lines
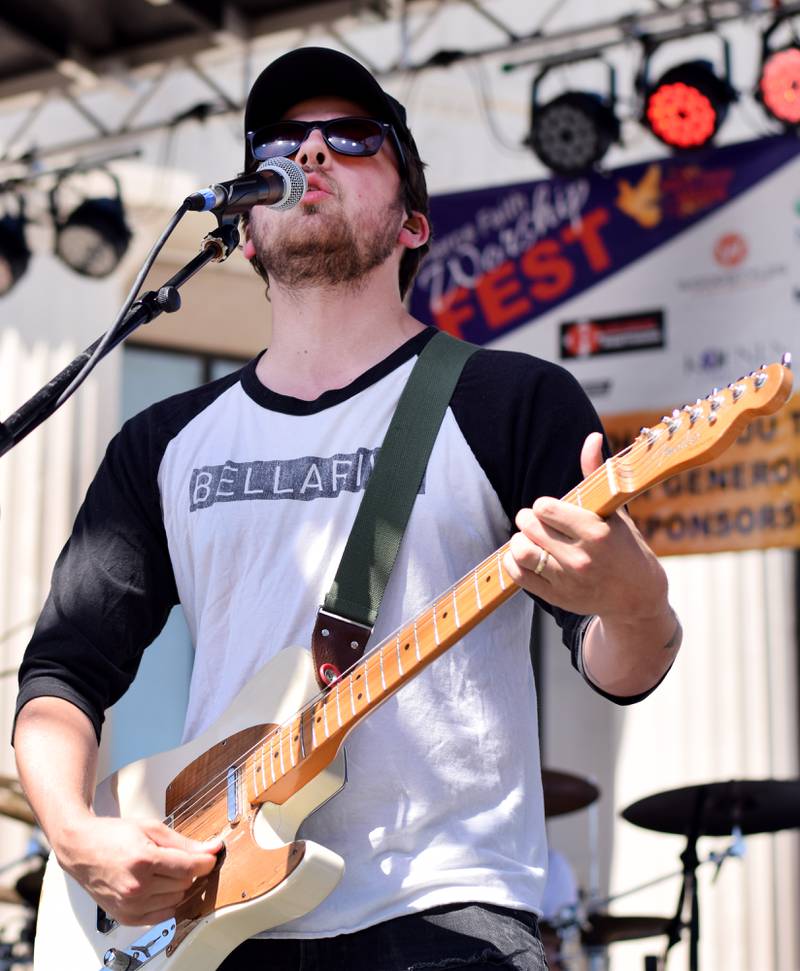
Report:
533,548,550,576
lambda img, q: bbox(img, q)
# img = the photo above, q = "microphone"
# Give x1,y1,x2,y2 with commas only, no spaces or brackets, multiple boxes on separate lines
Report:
184,157,307,214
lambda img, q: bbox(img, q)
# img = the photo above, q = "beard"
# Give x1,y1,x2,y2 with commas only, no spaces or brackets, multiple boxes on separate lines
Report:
248,188,404,291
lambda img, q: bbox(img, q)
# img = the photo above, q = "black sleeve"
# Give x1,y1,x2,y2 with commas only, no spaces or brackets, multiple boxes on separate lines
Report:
14,415,180,743
450,347,647,704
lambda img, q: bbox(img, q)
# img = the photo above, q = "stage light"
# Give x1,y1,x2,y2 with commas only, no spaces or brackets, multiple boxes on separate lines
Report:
758,17,800,127
0,202,31,297
50,172,131,278
642,58,736,150
759,48,800,124
527,63,619,175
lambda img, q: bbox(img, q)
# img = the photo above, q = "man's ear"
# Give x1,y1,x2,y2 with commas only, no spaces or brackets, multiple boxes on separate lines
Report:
240,219,256,260
398,211,430,250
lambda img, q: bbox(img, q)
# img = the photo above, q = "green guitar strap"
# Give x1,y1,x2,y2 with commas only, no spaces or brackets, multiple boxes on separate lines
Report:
311,330,478,687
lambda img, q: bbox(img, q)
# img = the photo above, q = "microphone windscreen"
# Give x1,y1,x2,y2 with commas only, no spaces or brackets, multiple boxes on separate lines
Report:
256,157,307,210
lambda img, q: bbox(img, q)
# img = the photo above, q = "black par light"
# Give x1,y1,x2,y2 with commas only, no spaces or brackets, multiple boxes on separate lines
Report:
527,63,620,176
50,172,131,278
0,202,31,297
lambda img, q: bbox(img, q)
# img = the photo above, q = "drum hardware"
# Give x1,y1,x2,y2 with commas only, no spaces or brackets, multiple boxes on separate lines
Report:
542,768,600,818
0,779,35,829
622,778,800,971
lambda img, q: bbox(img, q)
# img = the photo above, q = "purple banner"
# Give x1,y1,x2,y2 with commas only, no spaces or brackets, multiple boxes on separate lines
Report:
409,136,800,345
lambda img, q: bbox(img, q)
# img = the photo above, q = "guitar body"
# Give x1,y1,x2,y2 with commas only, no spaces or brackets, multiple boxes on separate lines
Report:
34,646,346,971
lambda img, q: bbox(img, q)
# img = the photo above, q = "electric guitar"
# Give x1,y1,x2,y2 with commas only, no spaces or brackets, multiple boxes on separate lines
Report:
33,359,793,971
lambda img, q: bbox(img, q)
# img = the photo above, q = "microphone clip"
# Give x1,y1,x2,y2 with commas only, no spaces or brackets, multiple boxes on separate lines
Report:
201,222,240,262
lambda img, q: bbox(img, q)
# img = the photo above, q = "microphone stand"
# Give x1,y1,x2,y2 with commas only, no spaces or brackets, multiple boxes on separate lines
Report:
0,222,239,460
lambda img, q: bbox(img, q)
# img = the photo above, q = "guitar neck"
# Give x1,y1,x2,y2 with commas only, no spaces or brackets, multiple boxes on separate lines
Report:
242,460,623,807
177,360,792,821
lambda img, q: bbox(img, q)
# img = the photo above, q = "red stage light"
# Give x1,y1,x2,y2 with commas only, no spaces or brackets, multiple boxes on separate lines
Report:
643,61,736,150
646,82,717,148
759,47,800,126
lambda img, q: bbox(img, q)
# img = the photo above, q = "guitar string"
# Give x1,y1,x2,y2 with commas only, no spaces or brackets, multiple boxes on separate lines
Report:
162,422,708,833
161,550,518,833
161,425,708,833
160,379,762,831
159,434,648,832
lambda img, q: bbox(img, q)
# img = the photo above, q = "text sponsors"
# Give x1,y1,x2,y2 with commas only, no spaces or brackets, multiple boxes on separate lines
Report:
603,394,800,555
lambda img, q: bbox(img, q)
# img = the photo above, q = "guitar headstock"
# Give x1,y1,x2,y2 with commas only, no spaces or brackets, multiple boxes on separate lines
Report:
612,357,794,502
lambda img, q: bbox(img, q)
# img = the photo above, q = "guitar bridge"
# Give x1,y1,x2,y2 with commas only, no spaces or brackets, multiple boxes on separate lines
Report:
99,919,175,970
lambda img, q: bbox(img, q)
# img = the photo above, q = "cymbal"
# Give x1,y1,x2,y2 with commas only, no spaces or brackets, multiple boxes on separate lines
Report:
0,885,24,907
542,768,600,817
0,778,35,826
622,779,800,837
582,914,671,947
14,863,44,909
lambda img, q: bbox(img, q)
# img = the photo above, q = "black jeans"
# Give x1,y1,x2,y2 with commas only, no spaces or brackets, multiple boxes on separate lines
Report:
217,903,548,970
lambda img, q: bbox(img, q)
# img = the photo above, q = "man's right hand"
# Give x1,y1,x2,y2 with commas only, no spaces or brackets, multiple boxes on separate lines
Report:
56,815,223,925
13,696,222,925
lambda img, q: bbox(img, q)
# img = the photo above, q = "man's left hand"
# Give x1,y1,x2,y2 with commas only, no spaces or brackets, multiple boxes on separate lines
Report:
503,431,668,623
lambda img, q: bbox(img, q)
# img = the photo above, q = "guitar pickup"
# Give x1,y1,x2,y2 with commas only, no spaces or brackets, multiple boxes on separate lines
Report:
227,764,241,822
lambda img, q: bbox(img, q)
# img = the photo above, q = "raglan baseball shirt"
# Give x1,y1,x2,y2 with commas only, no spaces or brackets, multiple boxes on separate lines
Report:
16,326,638,937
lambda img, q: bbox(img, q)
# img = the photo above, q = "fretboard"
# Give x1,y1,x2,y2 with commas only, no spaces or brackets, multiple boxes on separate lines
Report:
242,471,619,808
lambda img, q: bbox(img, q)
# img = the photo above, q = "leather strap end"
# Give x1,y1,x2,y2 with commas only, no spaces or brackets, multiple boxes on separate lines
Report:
311,609,373,688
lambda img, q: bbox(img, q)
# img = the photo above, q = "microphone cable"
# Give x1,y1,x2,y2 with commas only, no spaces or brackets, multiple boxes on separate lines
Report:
55,201,191,410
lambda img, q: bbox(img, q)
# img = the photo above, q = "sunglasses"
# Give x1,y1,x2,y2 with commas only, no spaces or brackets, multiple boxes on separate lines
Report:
246,116,406,174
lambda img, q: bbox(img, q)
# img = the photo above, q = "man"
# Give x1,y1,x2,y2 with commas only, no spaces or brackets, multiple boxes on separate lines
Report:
13,47,680,971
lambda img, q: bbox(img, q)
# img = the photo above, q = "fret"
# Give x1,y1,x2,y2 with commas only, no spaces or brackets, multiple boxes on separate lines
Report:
432,601,441,647
289,720,297,768
311,704,318,748
349,674,356,716
278,729,286,776
575,482,583,507
299,710,306,758
353,669,366,710
268,734,276,784
396,633,403,675
322,698,330,739
335,681,343,727
364,661,371,704
379,646,387,690
452,588,460,628
496,550,506,590
414,620,422,658
605,457,618,494
252,748,260,796
473,568,482,608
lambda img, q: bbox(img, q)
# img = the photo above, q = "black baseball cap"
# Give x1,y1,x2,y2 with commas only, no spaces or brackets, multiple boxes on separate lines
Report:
244,47,414,161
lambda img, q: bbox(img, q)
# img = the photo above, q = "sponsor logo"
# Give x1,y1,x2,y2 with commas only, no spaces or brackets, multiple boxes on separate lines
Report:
660,164,734,219
676,261,787,294
580,378,613,397
713,232,748,267
560,310,665,360
684,341,787,374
